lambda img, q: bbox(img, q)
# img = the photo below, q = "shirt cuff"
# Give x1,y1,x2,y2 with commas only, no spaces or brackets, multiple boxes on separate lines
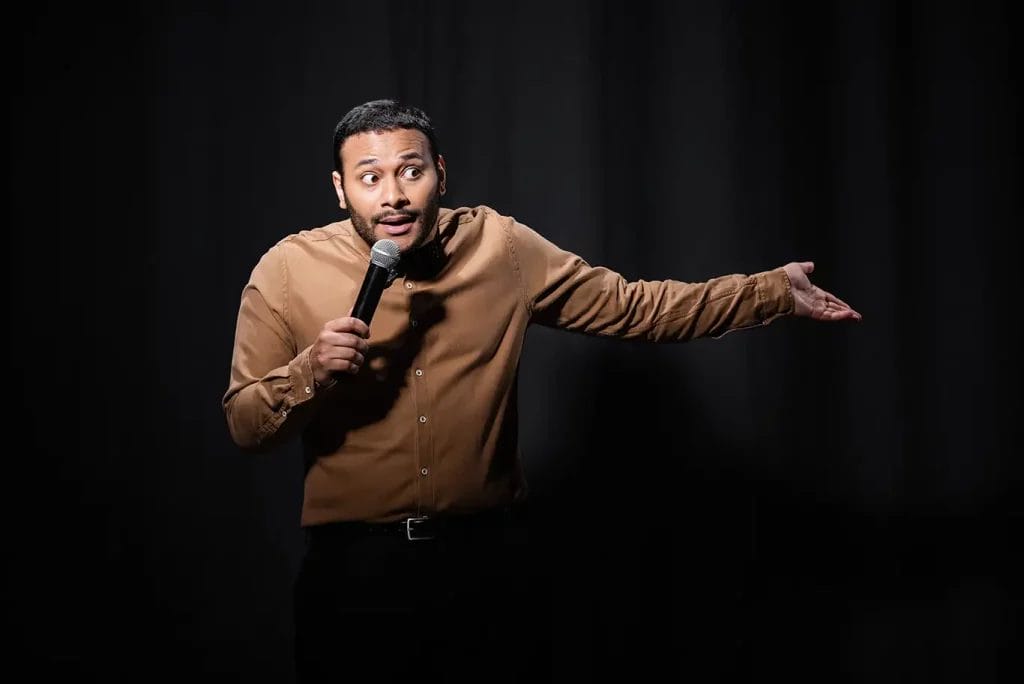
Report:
288,345,320,404
755,268,795,324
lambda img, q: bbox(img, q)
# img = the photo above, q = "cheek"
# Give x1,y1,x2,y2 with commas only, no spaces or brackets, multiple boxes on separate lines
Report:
413,184,439,205
342,189,372,213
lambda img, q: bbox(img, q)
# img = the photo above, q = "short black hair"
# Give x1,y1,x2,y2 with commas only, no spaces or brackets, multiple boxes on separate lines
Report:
332,99,441,174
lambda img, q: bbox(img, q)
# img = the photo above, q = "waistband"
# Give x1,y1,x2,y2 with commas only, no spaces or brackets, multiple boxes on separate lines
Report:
305,508,516,543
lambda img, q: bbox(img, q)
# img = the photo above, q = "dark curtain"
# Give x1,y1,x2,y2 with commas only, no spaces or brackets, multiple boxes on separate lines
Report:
8,1,1020,682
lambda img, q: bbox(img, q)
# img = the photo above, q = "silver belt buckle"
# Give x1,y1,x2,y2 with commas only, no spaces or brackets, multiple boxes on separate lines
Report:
405,516,434,541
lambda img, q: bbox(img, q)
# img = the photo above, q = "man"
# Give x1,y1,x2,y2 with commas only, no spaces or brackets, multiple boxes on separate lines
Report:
223,99,861,683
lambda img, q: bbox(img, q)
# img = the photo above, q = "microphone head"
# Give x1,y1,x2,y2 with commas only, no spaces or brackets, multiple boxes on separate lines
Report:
370,239,401,270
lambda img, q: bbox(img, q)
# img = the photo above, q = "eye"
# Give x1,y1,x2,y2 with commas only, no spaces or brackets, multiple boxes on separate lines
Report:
360,172,379,185
401,166,422,180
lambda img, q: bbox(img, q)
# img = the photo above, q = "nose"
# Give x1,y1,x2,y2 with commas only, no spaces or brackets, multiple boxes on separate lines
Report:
381,175,409,209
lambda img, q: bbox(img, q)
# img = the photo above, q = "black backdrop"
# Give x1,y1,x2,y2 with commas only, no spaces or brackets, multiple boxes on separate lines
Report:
7,1,1021,682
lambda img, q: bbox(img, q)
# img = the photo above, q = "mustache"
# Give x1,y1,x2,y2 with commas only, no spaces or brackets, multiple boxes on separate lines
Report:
374,211,418,223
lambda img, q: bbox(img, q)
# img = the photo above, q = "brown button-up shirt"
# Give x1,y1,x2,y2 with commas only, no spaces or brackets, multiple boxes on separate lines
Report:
223,205,794,526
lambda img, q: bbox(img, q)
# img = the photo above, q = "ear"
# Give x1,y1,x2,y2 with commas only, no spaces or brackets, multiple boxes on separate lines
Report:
436,155,447,196
331,171,347,210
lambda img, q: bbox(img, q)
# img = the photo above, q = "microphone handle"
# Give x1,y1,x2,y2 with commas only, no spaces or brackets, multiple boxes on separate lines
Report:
351,264,392,326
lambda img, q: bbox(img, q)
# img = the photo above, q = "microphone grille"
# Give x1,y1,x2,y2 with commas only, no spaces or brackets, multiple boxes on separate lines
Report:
370,239,401,270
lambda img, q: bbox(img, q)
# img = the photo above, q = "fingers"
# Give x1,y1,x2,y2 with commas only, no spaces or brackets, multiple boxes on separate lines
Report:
824,307,862,321
313,318,372,379
801,261,814,274
820,291,863,321
827,290,851,309
319,345,366,372
313,341,366,376
319,330,370,354
820,289,852,310
323,316,371,338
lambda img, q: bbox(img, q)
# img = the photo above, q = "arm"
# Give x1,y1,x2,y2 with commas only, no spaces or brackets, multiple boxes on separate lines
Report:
222,245,313,452
221,246,370,452
507,220,799,341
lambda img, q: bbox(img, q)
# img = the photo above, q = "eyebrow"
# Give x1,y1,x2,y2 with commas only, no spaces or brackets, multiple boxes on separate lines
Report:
354,151,426,169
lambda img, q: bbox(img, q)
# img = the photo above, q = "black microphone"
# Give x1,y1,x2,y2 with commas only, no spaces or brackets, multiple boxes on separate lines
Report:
351,239,401,326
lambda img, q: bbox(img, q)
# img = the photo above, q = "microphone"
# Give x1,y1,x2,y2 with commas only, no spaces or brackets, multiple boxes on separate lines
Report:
351,239,401,326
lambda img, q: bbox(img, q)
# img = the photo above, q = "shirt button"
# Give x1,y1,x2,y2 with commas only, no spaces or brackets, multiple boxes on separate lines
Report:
420,467,429,476
415,369,423,377
419,416,427,423
405,281,414,289
304,386,312,394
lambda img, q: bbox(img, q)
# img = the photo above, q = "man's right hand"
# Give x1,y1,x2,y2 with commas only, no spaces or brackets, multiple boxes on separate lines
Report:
310,316,371,385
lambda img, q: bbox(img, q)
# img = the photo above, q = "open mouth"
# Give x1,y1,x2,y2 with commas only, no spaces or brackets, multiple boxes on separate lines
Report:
377,214,417,236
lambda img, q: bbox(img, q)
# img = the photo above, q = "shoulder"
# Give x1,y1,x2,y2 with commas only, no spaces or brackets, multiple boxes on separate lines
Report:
271,221,350,254
439,206,532,260
443,204,518,225
440,205,529,239
248,221,353,279
262,220,360,263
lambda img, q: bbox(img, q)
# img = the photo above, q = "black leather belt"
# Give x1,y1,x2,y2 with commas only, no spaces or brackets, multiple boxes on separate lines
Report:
306,509,513,543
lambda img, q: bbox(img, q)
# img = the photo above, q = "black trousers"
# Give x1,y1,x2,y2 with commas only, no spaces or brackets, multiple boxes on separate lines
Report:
293,513,550,683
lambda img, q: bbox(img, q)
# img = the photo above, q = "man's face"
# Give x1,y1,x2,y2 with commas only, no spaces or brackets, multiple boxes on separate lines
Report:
332,128,446,253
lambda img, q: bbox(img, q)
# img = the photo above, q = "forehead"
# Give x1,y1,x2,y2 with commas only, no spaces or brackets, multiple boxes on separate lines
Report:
339,129,431,167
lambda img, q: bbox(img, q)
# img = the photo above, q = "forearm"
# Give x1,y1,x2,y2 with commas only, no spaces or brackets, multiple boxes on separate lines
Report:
533,263,794,341
510,219,794,341
617,267,795,341
223,347,321,452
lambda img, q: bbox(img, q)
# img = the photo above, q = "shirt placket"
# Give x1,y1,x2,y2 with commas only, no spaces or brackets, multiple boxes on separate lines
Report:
406,276,436,515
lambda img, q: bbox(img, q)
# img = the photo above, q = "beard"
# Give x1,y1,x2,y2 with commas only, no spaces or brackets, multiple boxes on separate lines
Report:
349,188,442,255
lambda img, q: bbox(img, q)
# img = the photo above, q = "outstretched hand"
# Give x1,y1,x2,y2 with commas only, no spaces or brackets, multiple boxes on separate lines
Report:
783,262,862,322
